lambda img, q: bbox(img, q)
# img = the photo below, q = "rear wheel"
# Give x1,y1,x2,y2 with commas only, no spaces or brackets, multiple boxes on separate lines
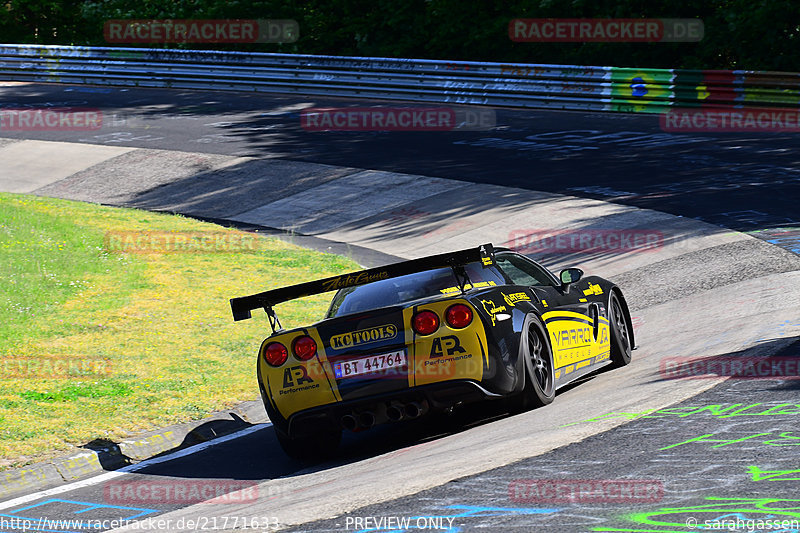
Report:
609,292,632,367
514,314,556,410
275,427,341,461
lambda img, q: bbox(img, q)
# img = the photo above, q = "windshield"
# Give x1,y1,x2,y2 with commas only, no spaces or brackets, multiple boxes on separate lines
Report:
326,263,506,318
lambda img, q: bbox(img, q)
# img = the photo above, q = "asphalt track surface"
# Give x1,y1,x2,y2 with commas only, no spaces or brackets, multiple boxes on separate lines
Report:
1,83,800,533
1,83,800,242
298,342,800,533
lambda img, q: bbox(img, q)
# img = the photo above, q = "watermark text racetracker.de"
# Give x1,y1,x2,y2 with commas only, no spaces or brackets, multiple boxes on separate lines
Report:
508,229,664,254
509,18,703,42
661,356,800,380
509,479,663,503
0,108,103,131
104,19,298,43
0,357,112,379
662,107,800,132
105,480,262,505
104,230,264,254
301,106,496,131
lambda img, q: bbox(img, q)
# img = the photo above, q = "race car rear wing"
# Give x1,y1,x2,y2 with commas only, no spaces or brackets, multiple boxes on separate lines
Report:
230,243,496,326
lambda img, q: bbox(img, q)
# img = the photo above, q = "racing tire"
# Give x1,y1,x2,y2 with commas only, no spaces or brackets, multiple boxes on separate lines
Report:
513,314,556,411
609,291,633,368
275,427,341,462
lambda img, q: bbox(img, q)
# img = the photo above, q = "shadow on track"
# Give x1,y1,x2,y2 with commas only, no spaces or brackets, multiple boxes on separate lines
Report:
122,396,522,481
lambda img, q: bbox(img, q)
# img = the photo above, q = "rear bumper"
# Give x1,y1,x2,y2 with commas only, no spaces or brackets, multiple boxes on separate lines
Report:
285,380,499,437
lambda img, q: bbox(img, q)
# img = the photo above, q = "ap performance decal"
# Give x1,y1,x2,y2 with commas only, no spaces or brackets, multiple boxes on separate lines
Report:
431,335,467,358
281,365,319,394
260,329,341,419
403,300,489,387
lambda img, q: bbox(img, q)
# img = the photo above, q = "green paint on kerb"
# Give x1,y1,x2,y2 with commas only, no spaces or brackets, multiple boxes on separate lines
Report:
661,431,800,450
592,525,688,531
593,497,800,532
659,432,771,451
559,409,660,427
594,523,694,532
748,465,800,481
563,403,800,427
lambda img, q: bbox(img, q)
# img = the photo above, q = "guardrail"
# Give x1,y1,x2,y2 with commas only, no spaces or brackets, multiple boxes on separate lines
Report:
1,44,799,113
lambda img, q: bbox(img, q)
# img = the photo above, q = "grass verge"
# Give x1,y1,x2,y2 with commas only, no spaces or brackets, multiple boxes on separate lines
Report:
0,193,360,469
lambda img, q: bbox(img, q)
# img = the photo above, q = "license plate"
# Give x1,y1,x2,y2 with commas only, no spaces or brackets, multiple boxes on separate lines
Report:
334,350,407,379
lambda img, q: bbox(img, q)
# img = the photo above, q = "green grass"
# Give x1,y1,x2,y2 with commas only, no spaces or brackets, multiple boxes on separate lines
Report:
0,197,145,352
0,193,361,469
19,381,135,403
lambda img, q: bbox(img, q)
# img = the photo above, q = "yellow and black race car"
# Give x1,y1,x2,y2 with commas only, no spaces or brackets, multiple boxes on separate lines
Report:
230,244,634,459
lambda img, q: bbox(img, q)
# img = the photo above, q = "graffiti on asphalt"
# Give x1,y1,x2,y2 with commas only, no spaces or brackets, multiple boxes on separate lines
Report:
748,466,800,482
562,403,800,427
660,431,800,451
592,497,800,532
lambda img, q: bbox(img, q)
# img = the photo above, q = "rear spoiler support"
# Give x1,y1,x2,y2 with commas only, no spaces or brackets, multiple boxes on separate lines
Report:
230,243,496,323
264,305,283,334
450,264,472,294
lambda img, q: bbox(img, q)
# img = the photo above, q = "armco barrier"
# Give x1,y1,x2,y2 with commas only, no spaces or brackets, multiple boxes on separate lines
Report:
1,44,799,113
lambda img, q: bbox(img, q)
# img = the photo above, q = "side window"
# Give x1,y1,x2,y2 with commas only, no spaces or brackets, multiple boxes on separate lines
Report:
496,254,557,287
464,262,507,287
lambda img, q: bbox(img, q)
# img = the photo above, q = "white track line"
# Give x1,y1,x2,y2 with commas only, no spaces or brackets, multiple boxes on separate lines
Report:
0,424,270,510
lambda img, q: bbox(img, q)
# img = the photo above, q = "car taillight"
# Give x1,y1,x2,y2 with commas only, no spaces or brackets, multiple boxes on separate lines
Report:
292,335,317,361
264,342,288,367
446,304,473,329
412,310,439,335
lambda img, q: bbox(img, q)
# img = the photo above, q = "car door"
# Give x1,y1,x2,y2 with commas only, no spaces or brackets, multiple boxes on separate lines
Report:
494,253,599,379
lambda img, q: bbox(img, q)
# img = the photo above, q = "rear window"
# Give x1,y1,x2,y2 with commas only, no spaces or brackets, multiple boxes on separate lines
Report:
326,263,505,318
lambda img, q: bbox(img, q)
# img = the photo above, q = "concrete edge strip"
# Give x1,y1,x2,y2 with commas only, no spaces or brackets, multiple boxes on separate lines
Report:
0,401,269,502
175,214,404,269
0,425,269,512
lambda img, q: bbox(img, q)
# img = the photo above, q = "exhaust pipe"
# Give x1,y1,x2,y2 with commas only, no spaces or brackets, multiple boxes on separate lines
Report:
358,411,376,429
386,403,404,422
341,414,358,431
405,402,423,419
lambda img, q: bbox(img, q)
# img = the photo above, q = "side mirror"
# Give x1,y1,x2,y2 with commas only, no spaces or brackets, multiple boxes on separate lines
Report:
559,268,584,289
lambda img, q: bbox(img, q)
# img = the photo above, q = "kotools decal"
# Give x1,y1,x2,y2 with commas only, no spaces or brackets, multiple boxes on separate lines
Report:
330,324,398,349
